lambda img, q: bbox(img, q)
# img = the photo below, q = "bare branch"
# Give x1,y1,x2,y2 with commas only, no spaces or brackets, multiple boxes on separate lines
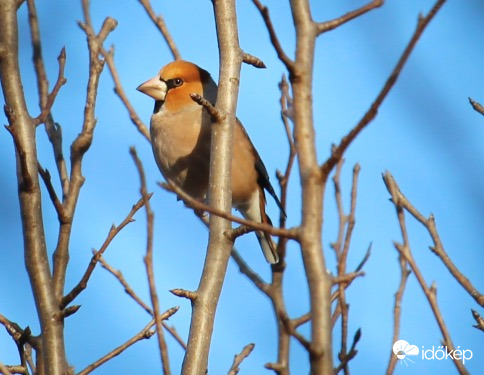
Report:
468,97,484,116
227,343,255,375
242,52,266,68
37,163,68,223
26,0,69,197
471,309,484,332
383,171,469,375
251,0,294,71
317,0,383,35
385,257,411,375
130,147,171,375
61,196,148,309
53,3,118,299
170,288,197,301
321,0,448,180
137,0,181,60
190,93,225,122
33,47,67,126
160,180,298,239
76,307,179,375
98,256,187,349
0,1,67,372
230,249,270,294
98,256,152,315
101,46,150,141
383,172,483,307
181,2,242,372
0,362,14,375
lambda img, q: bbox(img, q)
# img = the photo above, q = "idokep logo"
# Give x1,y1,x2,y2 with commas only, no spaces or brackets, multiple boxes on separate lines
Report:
393,339,474,367
393,340,419,366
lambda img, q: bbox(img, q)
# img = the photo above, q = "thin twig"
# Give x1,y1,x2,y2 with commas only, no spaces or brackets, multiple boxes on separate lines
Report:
76,307,179,375
383,171,469,375
137,0,181,60
37,162,67,223
190,93,225,122
26,0,69,196
384,173,483,307
242,53,266,68
130,147,171,375
53,1,118,300
97,255,187,349
60,196,148,309
230,249,270,294
385,256,411,375
317,0,383,34
101,46,150,141
159,181,298,240
251,0,294,71
321,0,448,180
471,309,484,332
468,97,484,116
227,343,255,375
33,47,67,126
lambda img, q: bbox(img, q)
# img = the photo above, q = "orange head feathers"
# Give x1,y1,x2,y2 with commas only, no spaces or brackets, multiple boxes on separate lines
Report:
137,60,216,112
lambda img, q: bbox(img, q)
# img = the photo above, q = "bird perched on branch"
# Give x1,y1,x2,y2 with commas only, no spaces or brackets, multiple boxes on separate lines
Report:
137,60,285,264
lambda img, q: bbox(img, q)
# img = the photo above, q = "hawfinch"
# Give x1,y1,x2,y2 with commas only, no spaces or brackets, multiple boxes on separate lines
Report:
137,60,285,264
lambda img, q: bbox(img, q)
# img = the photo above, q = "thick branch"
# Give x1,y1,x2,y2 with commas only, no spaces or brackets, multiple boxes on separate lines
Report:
289,0,333,373
181,1,241,373
0,1,67,373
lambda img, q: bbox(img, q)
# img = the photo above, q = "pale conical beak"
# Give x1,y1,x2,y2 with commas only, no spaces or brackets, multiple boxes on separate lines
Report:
137,76,168,101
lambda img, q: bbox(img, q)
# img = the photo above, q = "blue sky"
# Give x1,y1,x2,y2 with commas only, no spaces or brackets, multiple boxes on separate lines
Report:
1,0,482,374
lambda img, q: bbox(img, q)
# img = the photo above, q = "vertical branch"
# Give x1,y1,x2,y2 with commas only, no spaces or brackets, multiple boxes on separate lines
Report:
130,148,171,375
288,0,333,373
385,256,410,375
181,1,241,373
0,1,67,374
52,0,117,299
26,0,69,198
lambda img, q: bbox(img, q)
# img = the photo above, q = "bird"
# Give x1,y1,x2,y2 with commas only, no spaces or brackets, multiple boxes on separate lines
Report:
137,60,285,264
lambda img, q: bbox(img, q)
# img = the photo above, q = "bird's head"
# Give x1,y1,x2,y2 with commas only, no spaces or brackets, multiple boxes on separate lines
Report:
137,60,216,112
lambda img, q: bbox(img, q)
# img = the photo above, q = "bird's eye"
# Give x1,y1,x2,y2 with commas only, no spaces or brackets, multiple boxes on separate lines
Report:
173,78,184,87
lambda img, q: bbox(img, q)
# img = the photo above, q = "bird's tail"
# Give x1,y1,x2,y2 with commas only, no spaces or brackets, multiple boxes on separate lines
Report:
239,188,279,264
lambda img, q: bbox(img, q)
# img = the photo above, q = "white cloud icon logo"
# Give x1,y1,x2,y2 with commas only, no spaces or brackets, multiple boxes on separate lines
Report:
393,340,419,365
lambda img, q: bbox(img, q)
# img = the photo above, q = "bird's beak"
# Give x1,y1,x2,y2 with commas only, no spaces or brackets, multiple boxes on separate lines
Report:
137,76,168,101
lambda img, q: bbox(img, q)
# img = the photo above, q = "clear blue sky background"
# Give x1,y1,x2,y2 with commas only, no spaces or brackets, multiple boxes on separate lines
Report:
1,0,482,374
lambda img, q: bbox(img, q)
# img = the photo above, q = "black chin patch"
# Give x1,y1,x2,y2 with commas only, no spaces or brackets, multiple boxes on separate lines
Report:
153,100,163,114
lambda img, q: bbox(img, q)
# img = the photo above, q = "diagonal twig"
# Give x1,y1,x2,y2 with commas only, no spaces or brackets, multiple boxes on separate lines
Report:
60,195,149,309
317,0,383,34
76,307,178,375
137,0,181,60
321,0,448,180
